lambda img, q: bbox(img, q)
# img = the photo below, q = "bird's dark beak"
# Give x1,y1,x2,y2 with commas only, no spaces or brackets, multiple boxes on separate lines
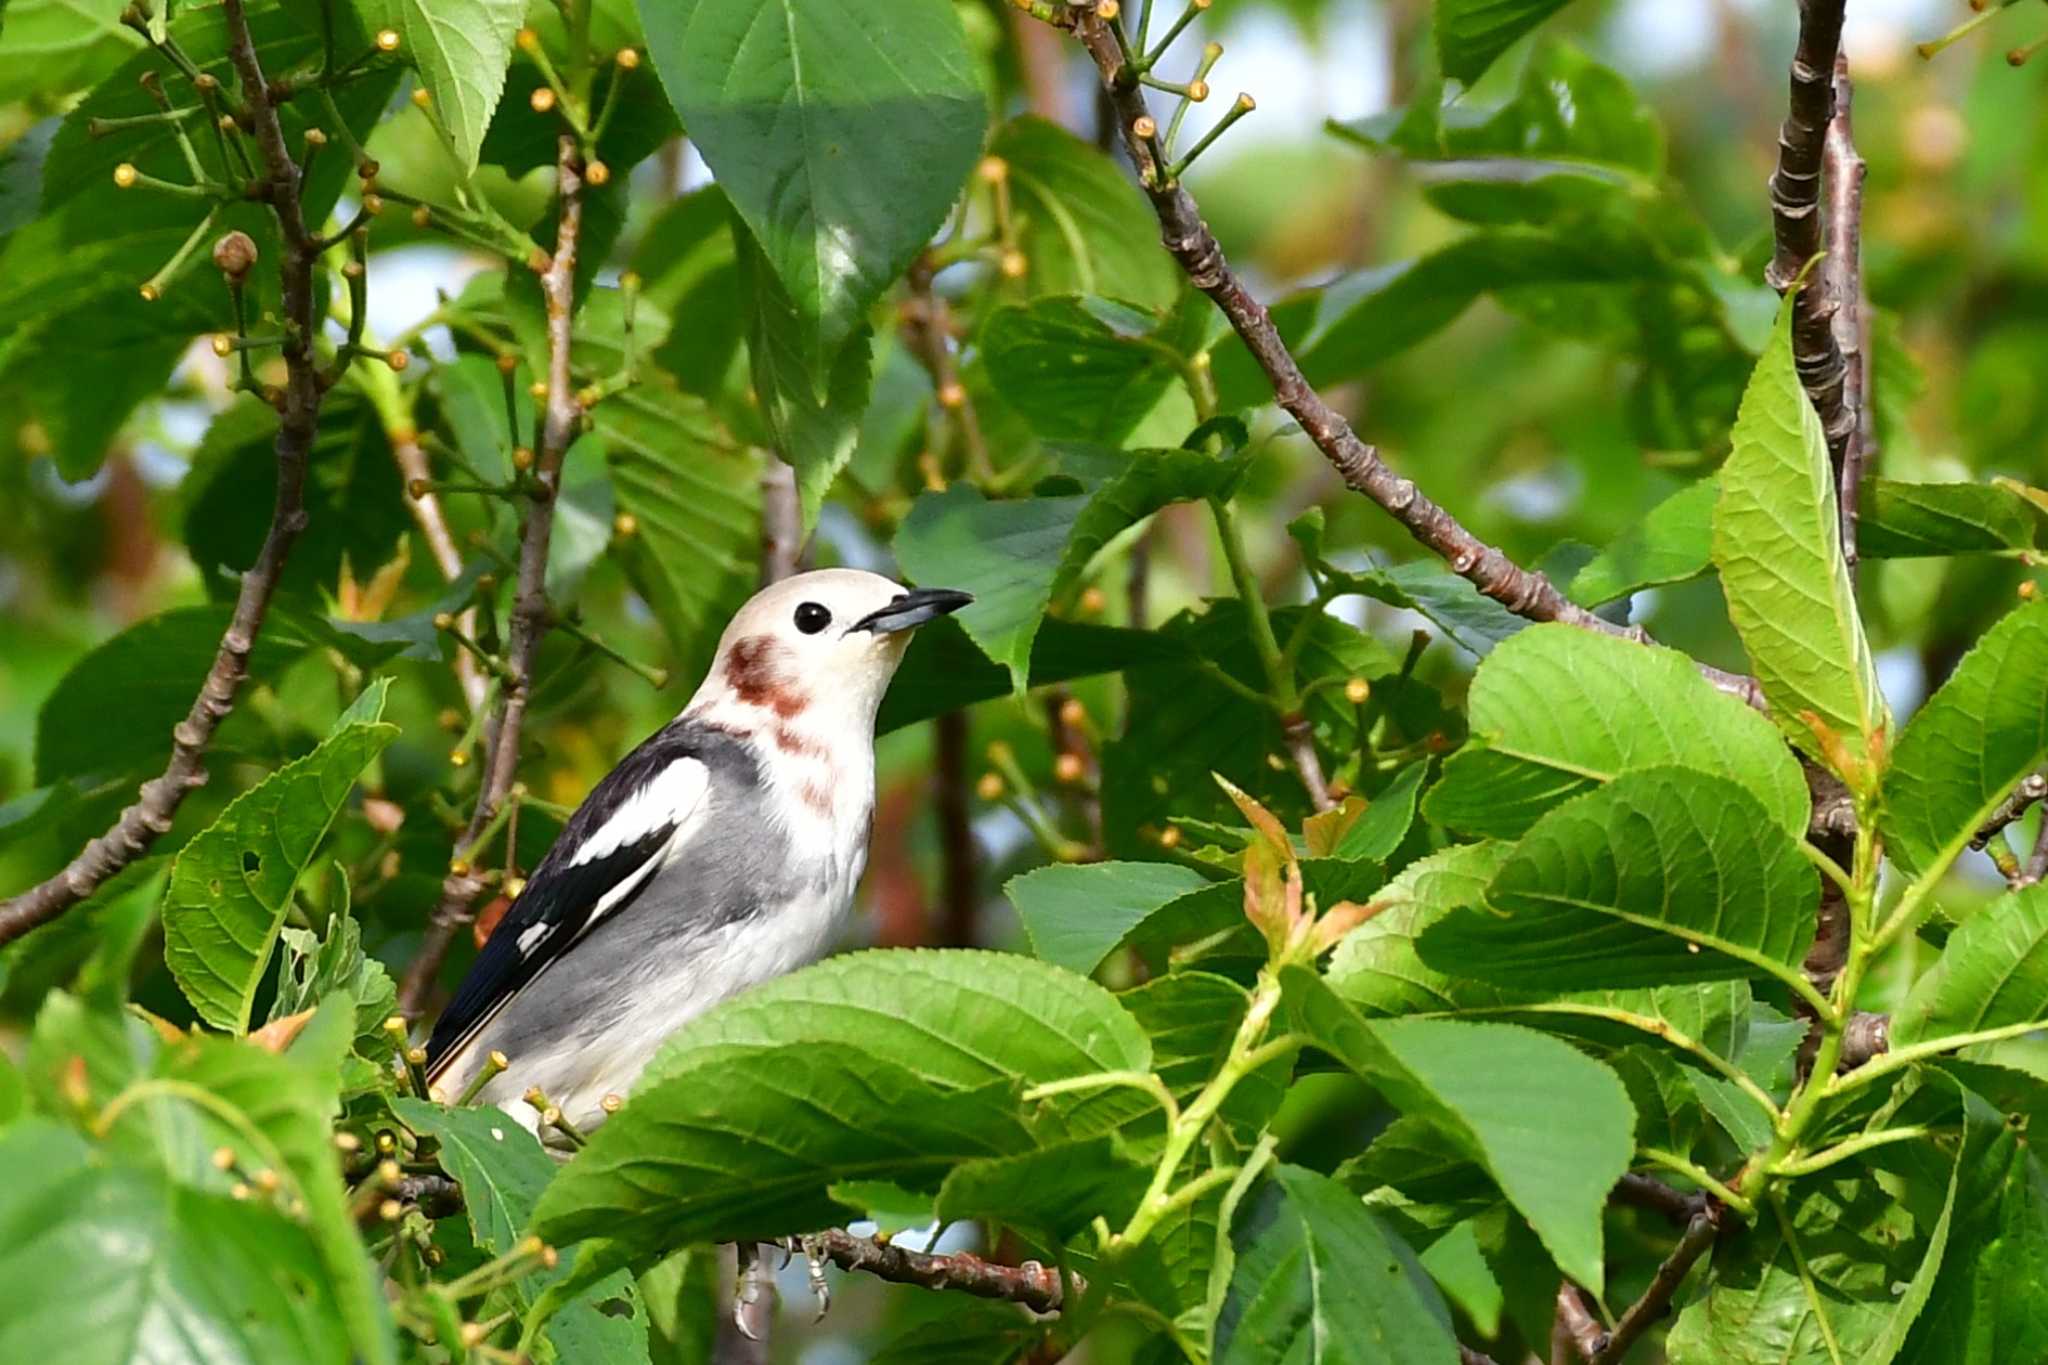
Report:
853,587,974,635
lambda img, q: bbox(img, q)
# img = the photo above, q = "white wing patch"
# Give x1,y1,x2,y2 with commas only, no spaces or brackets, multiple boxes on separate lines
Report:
571,757,710,866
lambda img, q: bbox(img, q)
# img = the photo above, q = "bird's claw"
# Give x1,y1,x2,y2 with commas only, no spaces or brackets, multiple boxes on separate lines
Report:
776,1234,832,1322
732,1242,769,1341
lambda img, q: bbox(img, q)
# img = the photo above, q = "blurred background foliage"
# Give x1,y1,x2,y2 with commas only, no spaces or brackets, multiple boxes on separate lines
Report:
1,0,2044,1355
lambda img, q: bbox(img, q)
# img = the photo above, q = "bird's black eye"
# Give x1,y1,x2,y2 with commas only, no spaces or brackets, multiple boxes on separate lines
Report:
794,602,832,635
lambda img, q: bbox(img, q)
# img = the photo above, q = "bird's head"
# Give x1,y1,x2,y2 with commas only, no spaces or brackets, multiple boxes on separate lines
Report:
688,568,972,735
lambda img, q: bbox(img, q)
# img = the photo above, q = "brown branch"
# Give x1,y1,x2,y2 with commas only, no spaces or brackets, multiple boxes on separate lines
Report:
1823,55,1868,573
1975,773,2048,850
2025,817,2048,888
0,0,322,946
1458,1348,1501,1365
760,459,804,584
398,136,585,1017
1552,1281,1605,1363
1766,1,1854,477
1840,1010,1890,1069
1057,11,1762,710
1612,1173,1706,1227
811,1228,1073,1313
1591,1207,1719,1365
934,708,979,946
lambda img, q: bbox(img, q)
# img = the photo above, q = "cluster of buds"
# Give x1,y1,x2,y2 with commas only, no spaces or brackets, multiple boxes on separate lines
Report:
1219,776,1381,964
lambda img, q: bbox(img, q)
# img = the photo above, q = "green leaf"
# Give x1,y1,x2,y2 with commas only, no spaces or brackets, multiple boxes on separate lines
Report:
0,1129,355,1365
989,116,1182,308
1436,0,1577,84
1894,883,2048,1047
1570,477,1717,606
1214,1163,1458,1365
1008,860,1215,977
1333,759,1429,862
163,681,399,1034
598,384,763,688
1121,972,1291,1131
826,1180,936,1237
393,0,525,173
1882,600,2048,881
34,605,317,785
1423,624,1810,840
1283,969,1634,1296
1609,1044,1705,1153
1714,296,1886,762
1420,767,1817,993
1322,561,1529,657
877,616,1185,735
393,1097,549,1255
981,296,1203,445
639,0,986,381
1327,842,1514,1017
0,0,141,102
1123,860,1387,975
936,1136,1148,1242
735,217,876,529
1858,480,2040,559
271,882,398,1068
895,450,1239,690
533,949,1151,1259
0,1050,19,1132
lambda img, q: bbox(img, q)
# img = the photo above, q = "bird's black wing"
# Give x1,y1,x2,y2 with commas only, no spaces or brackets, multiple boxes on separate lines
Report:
424,722,722,1077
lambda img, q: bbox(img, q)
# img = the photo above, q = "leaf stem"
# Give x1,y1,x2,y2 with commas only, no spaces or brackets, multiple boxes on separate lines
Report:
1775,1124,1932,1178
1825,1019,2045,1097
1023,1069,1182,1127
1637,1148,1753,1218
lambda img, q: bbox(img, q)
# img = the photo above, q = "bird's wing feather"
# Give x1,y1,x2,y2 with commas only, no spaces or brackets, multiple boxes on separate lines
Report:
424,730,714,1078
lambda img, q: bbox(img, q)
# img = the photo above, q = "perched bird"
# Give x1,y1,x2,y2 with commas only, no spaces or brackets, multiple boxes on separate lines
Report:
425,569,972,1132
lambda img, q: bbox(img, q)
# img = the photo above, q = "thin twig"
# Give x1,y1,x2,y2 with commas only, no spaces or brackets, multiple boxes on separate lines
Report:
390,426,488,710
1056,10,1762,709
1823,54,1867,574
2025,818,2048,887
0,0,321,945
1976,774,2048,850
1553,1282,1607,1363
1766,1,1854,474
1591,1208,1720,1364
398,136,584,1017
759,460,804,584
811,1229,1074,1313
934,708,979,946
902,254,993,483
1611,1172,1705,1227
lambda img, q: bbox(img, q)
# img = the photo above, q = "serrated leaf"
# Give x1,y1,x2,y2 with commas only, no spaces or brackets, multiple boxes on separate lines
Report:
394,0,524,173
1333,759,1429,862
1283,969,1634,1296
1421,767,1817,993
1120,972,1290,1131
1214,1163,1459,1365
980,295,1202,446
639,0,985,382
1882,601,2048,881
989,116,1181,308
936,1136,1147,1242
1570,477,1718,606
1424,624,1809,840
271,885,397,1068
1714,296,1887,762
1894,883,2048,1047
1323,561,1529,657
163,682,398,1034
1435,0,1577,84
533,949,1151,1259
1007,860,1215,977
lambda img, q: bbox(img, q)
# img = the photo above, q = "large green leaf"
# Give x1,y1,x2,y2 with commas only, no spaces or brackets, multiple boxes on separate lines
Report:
0,1124,353,1365
936,1136,1148,1242
163,682,399,1034
0,0,141,102
988,116,1181,308
1894,884,2048,1047
1320,561,1529,657
876,616,1185,734
1424,624,1809,840
1569,477,1718,607
1120,972,1290,1130
1283,969,1634,1295
1714,297,1887,763
533,949,1151,1258
1421,767,1817,992
1327,842,1514,1017
1435,0,1576,84
638,0,985,382
1213,1163,1458,1365
1007,860,1215,978
980,296,1204,446
894,449,1239,691
1882,601,2048,881
392,0,524,172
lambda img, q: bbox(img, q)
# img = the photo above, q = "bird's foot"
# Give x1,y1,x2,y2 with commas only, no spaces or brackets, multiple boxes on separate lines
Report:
773,1234,832,1322
732,1242,772,1341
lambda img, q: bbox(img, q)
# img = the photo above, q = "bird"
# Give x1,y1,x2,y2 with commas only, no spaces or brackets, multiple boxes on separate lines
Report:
423,568,972,1134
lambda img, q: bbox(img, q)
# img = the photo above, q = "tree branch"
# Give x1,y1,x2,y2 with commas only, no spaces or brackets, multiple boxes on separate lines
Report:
1552,1281,1606,1363
1766,1,1854,477
759,459,804,584
811,1229,1074,1313
1823,55,1868,573
0,0,321,946
1591,1207,1719,1364
398,136,585,1017
1058,11,1761,709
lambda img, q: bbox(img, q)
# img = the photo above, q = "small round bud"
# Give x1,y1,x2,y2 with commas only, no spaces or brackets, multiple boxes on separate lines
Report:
516,27,540,51
490,1050,510,1069
386,349,409,371
209,229,258,279
976,772,1005,801
379,1198,403,1222
405,1046,427,1066
1236,92,1256,112
1132,115,1157,139
1054,753,1085,784
1188,79,1209,102
218,114,237,134
376,28,400,51
976,155,1009,184
253,1168,280,1194
376,1152,401,1179
432,611,455,630
1078,585,1107,615
613,511,638,537
1344,676,1370,706
496,351,519,375
193,72,217,92
341,259,365,280
437,707,462,731
357,158,380,180
503,876,527,898
937,380,967,408
2023,580,2039,601
541,1245,560,1270
528,380,549,400
448,856,471,876
530,85,556,113
616,47,641,69
334,1131,363,1153
410,87,431,108
210,334,233,358
512,445,535,470
575,384,601,408
585,159,610,186
408,478,431,499
113,162,139,188
1096,0,1118,17
986,740,1014,764
450,748,470,767
212,1146,237,1171
137,283,161,302
362,193,384,217
520,1235,545,1256
999,249,1028,279
304,126,327,147
231,1182,252,1200
1157,825,1183,849
601,1093,624,1113
1424,730,1452,753
1059,698,1086,728
411,204,432,228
